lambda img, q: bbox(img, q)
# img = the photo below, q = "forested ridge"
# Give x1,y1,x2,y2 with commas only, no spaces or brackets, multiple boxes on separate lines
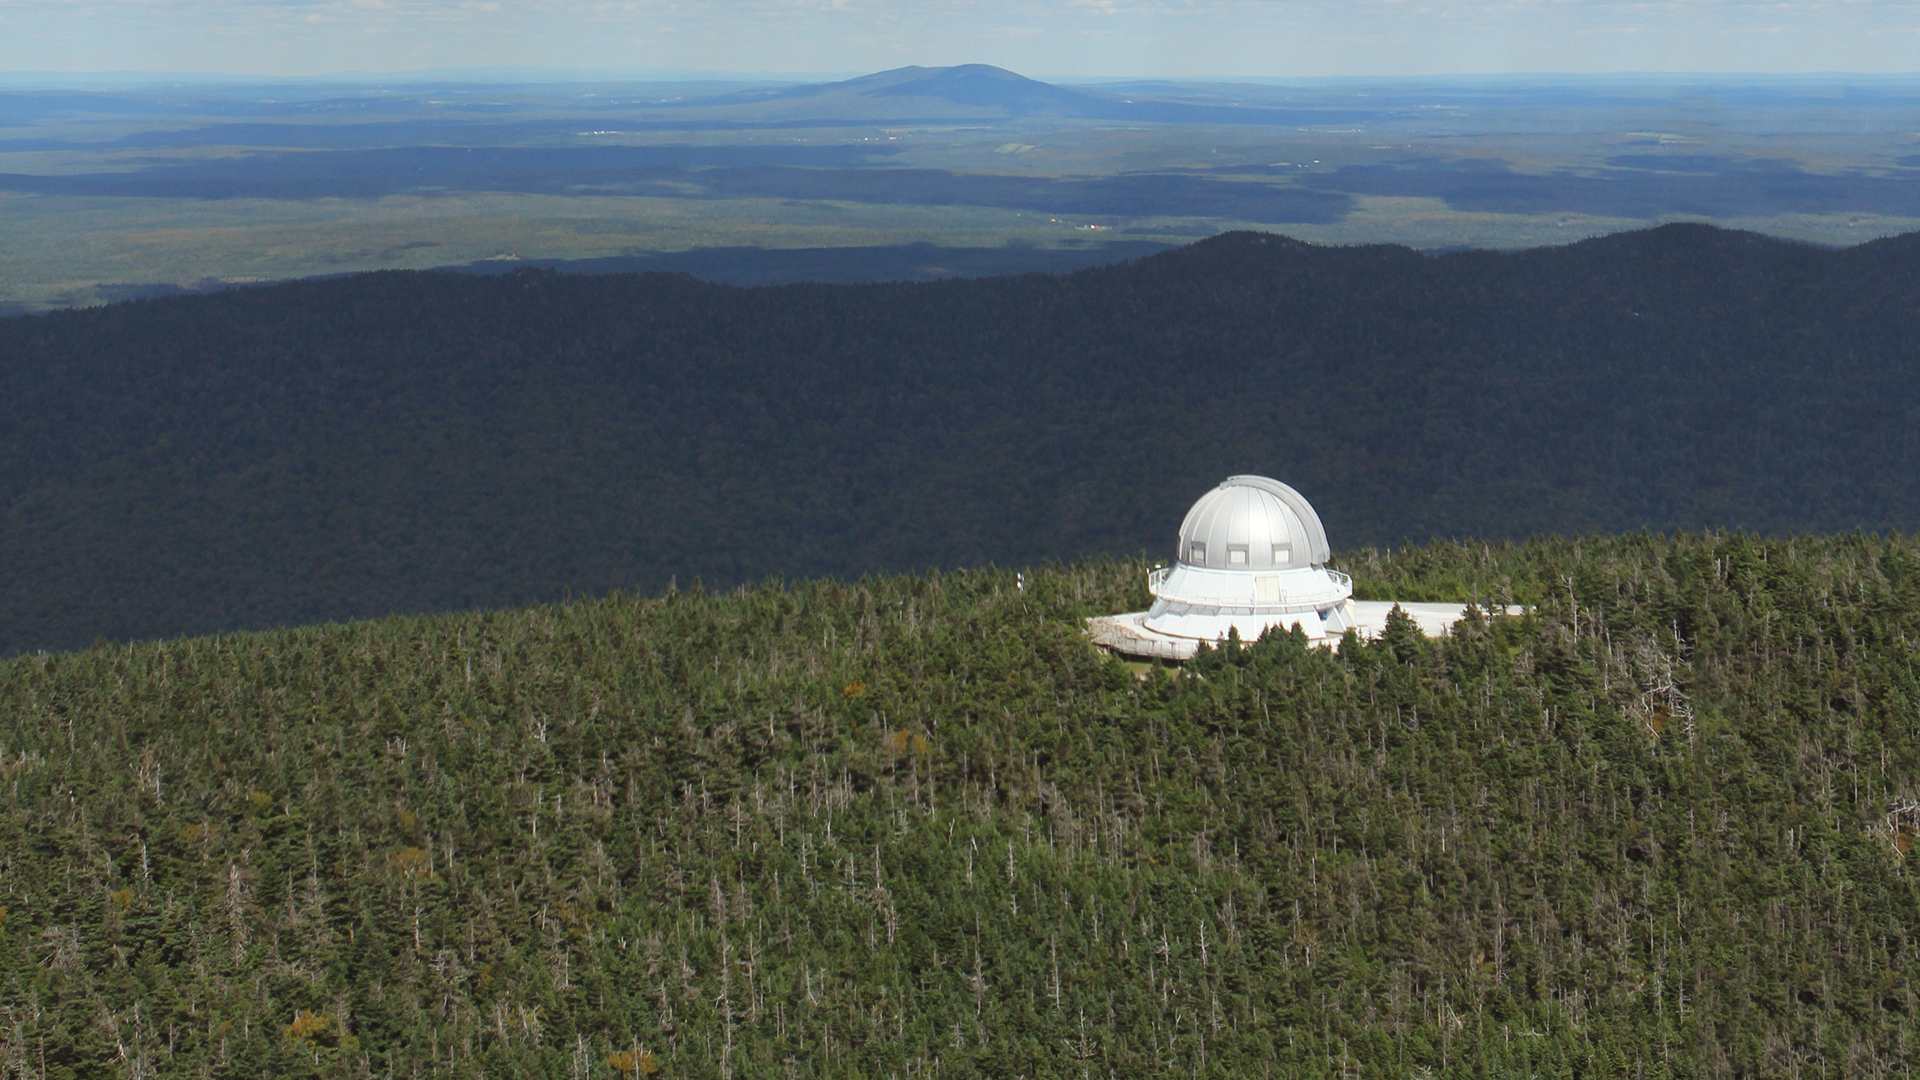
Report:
1,533,1919,1078
6,223,1920,654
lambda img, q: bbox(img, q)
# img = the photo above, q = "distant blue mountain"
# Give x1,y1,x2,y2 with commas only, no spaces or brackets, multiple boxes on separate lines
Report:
712,64,1077,111
811,64,1100,116
695,64,1373,125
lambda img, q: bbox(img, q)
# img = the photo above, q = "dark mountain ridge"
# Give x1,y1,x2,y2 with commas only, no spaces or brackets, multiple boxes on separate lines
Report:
4,222,1920,655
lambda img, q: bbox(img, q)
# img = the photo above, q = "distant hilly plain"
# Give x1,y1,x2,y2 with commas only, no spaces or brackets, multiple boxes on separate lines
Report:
5,65,1920,311
5,222,1920,655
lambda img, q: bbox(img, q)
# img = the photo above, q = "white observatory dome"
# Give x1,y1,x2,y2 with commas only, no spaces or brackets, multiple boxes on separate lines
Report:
1138,475,1354,646
1088,474,1523,660
1175,475,1331,571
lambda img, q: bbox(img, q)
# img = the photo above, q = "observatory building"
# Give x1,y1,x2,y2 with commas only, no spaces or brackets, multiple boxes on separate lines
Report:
1087,475,1510,660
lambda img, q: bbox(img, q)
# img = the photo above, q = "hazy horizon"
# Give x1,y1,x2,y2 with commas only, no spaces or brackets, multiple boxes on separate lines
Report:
4,0,1919,82
3,65,1920,97
12,66,1920,89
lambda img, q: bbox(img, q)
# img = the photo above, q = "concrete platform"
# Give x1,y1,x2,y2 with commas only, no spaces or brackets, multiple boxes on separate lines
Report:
1087,600,1523,660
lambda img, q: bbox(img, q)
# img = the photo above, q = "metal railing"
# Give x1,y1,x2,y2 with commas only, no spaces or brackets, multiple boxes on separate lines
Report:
1148,564,1351,607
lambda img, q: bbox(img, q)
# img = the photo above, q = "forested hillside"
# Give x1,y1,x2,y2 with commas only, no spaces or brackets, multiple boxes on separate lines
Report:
6,224,1920,654
0,534,1917,1078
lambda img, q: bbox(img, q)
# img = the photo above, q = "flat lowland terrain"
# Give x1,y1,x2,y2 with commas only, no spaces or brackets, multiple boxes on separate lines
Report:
5,67,1920,311
1,537,1916,1078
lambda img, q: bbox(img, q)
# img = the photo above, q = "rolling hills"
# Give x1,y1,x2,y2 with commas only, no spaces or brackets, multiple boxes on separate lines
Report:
10,66,1920,313
5,223,1920,655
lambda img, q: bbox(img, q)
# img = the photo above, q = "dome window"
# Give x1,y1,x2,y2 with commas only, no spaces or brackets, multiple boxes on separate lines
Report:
1272,543,1293,566
1227,544,1249,565
1188,542,1206,563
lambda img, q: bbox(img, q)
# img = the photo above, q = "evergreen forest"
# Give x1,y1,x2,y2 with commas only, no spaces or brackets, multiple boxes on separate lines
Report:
7,224,1920,655
1,533,1918,1078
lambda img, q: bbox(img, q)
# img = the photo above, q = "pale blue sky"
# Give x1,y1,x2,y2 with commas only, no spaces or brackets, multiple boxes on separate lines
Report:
2,0,1918,79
